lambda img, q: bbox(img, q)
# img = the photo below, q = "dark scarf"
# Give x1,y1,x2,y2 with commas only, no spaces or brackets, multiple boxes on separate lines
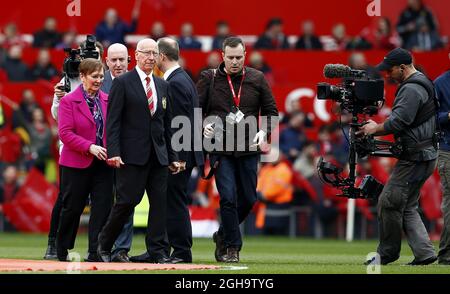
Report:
81,85,104,147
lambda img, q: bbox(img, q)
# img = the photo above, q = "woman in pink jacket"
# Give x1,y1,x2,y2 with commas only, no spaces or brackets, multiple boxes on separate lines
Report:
56,58,113,261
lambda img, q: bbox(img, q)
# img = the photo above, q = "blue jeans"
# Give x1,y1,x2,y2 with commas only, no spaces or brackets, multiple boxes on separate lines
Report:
112,211,134,255
215,154,258,250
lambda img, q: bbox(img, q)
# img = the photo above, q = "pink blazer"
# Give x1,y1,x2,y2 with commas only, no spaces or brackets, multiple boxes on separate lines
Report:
58,85,108,168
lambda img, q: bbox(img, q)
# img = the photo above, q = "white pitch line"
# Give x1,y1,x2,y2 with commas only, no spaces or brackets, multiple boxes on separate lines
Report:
220,265,249,270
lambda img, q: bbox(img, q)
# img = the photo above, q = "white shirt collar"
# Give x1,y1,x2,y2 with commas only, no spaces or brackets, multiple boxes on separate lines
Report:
110,70,128,80
163,64,181,81
135,65,153,81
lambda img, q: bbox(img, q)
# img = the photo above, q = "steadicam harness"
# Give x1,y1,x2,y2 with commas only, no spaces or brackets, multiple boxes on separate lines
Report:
394,74,440,157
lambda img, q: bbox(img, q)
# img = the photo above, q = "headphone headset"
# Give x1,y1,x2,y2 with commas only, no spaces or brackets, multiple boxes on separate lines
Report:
107,56,132,63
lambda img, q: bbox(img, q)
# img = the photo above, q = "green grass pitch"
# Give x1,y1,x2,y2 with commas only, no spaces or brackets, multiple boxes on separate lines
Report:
1,233,449,274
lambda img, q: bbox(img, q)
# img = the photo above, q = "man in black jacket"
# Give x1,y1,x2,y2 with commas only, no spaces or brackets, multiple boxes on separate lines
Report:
197,37,279,263
97,38,180,263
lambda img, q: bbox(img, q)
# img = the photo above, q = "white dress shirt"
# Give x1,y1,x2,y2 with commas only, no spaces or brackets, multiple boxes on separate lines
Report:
135,66,157,113
163,64,181,81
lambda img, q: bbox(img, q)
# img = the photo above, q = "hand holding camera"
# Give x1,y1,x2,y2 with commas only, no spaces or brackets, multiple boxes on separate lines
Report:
54,83,66,100
355,119,377,136
203,123,215,139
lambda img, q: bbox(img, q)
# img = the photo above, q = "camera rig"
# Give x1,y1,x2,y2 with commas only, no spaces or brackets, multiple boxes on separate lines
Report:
61,35,99,93
316,64,399,199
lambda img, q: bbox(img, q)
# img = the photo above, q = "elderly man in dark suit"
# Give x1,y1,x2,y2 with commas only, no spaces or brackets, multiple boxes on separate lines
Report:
157,37,204,263
97,38,181,263
132,37,204,264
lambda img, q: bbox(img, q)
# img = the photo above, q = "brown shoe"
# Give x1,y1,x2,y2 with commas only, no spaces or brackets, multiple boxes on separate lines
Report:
213,231,226,262
222,247,239,263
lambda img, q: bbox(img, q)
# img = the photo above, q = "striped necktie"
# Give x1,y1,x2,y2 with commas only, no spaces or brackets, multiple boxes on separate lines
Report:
145,76,155,116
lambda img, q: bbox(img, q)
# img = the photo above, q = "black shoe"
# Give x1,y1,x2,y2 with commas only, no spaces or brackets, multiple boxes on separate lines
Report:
213,231,226,262
85,252,101,262
56,248,68,262
129,252,151,263
97,244,111,262
112,250,130,263
221,247,239,263
43,239,57,260
407,256,437,266
170,257,192,264
130,251,171,264
151,255,172,264
364,255,398,265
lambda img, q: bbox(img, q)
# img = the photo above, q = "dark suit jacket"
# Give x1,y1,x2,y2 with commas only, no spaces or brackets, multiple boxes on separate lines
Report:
101,70,113,94
106,68,177,166
167,67,204,168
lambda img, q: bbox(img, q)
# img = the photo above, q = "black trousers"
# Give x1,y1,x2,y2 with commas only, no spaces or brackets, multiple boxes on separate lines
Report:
56,159,113,253
166,167,193,261
48,166,64,240
98,152,169,258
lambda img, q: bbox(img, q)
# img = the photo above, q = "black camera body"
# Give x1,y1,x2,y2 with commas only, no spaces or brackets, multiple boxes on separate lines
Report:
317,79,384,115
61,35,99,93
316,64,390,200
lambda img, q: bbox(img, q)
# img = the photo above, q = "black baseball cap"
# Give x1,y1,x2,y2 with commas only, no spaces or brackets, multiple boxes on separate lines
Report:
376,48,413,71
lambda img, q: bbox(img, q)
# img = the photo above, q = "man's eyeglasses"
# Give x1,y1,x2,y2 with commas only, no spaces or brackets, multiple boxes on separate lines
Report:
137,50,160,57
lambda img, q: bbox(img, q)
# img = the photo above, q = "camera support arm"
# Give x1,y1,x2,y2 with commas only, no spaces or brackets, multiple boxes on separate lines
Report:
318,114,388,199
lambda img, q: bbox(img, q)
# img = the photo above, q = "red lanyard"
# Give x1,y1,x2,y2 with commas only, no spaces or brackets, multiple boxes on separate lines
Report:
226,68,246,108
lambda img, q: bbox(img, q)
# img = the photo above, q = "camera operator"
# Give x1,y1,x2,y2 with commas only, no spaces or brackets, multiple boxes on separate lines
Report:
358,48,437,266
51,40,104,120
435,51,450,265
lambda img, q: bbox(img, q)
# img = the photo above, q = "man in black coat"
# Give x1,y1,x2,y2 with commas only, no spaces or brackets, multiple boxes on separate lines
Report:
197,37,279,263
156,37,204,263
97,38,181,263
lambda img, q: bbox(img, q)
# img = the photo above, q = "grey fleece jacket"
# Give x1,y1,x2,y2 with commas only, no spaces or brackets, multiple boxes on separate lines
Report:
384,72,437,161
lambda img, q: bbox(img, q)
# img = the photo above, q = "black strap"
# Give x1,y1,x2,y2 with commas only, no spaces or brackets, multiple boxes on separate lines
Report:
410,96,435,128
202,154,220,180
201,69,220,180
395,76,438,129
205,69,216,115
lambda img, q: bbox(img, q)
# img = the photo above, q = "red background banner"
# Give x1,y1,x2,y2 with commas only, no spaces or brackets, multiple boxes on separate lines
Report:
3,169,58,232
1,0,449,37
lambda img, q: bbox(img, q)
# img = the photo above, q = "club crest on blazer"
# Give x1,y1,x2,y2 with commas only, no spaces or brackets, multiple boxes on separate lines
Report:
162,97,167,110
